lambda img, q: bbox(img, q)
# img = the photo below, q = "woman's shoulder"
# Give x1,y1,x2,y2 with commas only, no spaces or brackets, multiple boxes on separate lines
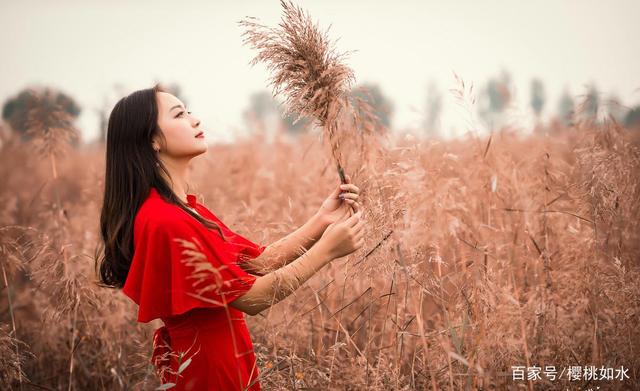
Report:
133,188,201,236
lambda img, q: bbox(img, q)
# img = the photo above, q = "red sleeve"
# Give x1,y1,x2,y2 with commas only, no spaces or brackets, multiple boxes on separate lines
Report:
122,217,257,323
232,232,267,264
195,206,266,265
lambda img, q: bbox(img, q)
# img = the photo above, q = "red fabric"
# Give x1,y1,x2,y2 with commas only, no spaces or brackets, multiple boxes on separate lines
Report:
122,187,265,390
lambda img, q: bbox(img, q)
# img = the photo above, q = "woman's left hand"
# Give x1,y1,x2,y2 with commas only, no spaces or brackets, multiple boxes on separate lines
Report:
317,174,361,226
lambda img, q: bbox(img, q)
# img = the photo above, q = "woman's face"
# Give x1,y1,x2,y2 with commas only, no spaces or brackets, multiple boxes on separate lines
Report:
153,92,207,159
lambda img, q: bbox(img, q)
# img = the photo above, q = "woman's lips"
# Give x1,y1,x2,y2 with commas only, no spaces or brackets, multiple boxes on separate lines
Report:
195,131,204,138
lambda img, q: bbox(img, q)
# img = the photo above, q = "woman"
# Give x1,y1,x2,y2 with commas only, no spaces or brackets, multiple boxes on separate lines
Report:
96,83,366,390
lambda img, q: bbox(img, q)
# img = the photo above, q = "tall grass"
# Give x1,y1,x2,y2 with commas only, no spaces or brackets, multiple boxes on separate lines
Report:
1,107,638,389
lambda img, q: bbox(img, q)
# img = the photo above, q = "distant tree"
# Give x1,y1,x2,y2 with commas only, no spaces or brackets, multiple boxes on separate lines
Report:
282,111,311,134
625,105,640,129
530,78,546,119
349,82,394,130
575,84,599,122
153,80,187,107
424,80,442,138
2,87,81,145
245,91,278,120
478,69,513,129
243,90,310,136
94,95,109,144
0,122,10,149
557,89,575,126
604,94,626,124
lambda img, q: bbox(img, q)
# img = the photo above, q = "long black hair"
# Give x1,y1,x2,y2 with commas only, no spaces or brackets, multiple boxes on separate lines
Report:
96,83,227,289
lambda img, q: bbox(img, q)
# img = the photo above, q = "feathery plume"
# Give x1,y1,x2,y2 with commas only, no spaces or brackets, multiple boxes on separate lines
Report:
239,0,356,183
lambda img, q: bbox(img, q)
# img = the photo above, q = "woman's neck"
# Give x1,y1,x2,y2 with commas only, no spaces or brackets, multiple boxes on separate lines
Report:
159,155,191,204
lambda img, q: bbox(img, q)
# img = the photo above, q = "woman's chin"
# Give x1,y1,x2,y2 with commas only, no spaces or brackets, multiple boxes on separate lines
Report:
185,145,207,159
195,141,208,152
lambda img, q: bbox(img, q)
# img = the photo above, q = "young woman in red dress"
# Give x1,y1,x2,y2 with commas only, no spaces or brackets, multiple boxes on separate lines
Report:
96,84,366,390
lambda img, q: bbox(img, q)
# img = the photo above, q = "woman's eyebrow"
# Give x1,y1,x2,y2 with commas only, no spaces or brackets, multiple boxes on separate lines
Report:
170,104,186,111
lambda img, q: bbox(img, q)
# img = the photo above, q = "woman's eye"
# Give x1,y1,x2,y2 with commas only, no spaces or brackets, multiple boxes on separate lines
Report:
176,111,192,118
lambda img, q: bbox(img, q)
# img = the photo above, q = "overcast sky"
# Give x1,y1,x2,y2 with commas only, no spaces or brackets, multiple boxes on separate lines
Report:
1,0,639,143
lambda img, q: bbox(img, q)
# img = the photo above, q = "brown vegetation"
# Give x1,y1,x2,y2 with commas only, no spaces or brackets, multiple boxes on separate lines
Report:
1,105,639,389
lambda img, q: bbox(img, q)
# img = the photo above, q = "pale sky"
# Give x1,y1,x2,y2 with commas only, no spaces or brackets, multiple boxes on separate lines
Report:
1,0,639,143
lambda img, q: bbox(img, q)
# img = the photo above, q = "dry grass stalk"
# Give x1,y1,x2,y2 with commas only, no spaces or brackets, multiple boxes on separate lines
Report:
23,88,80,179
0,323,34,387
239,0,357,183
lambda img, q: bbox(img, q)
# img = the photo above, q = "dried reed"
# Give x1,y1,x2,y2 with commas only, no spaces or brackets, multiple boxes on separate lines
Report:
239,0,357,184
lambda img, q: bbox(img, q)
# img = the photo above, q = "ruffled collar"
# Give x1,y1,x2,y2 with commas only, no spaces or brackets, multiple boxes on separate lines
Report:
149,187,197,208
186,193,197,208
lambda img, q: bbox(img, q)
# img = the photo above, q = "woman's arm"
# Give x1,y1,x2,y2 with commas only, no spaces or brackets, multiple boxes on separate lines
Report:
231,228,335,316
241,212,329,276
232,208,364,316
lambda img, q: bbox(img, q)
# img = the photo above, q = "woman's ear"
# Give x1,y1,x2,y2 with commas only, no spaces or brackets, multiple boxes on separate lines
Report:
152,132,167,153
151,138,161,152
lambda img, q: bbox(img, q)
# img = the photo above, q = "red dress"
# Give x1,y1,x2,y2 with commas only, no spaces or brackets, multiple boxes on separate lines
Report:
122,187,265,390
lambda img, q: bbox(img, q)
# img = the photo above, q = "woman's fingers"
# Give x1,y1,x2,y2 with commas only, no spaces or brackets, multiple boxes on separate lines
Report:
354,218,365,233
346,210,362,227
339,184,359,194
332,183,344,198
342,199,360,212
339,192,359,201
346,201,360,214
343,199,360,209
343,198,359,205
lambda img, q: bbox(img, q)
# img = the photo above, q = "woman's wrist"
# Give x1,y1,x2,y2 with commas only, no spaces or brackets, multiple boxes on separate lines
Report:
310,237,335,264
311,210,331,232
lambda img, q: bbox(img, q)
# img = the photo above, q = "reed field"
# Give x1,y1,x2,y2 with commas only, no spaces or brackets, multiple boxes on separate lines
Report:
0,109,639,390
1,1,639,389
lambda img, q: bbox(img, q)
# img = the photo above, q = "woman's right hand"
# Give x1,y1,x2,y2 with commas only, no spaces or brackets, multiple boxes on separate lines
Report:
319,205,366,260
